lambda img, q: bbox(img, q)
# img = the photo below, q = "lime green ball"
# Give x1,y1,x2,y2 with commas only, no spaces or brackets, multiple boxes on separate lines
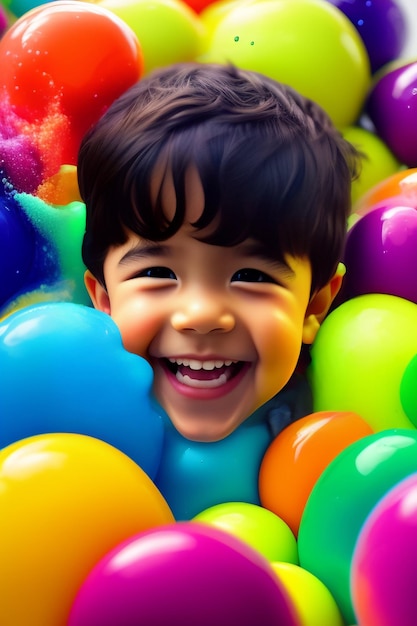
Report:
308,294,417,432
98,0,205,75
342,125,401,207
193,501,298,564
201,0,371,128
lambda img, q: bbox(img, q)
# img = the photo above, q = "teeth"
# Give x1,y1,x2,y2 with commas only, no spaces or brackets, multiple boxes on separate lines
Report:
168,358,236,370
189,359,202,371
176,372,228,388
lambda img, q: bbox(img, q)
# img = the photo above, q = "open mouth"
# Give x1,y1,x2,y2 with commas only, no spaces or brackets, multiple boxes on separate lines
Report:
163,357,247,389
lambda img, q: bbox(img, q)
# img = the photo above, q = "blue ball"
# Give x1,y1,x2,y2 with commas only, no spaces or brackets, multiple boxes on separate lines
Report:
155,417,271,519
0,302,164,480
326,0,407,73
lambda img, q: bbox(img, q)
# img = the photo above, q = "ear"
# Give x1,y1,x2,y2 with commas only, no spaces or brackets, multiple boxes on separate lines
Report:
84,270,111,315
302,263,345,345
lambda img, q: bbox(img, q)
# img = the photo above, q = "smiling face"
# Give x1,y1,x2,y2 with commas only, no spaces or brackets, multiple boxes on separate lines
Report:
85,169,337,442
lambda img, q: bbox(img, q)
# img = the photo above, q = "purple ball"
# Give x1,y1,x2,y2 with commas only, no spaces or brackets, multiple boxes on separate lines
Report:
0,6,7,36
367,60,417,166
68,522,298,626
326,0,407,73
342,203,417,304
351,473,417,626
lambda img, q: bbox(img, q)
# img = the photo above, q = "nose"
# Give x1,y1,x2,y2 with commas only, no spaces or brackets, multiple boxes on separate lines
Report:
171,296,235,334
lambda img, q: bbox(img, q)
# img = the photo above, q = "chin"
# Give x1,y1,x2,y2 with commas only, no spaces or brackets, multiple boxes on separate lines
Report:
171,416,243,443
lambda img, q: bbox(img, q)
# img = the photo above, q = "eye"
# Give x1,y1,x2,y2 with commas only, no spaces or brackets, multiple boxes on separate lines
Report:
231,268,277,283
134,266,177,280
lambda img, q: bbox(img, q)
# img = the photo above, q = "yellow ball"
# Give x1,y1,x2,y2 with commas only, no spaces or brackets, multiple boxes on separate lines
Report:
0,433,174,626
271,562,344,626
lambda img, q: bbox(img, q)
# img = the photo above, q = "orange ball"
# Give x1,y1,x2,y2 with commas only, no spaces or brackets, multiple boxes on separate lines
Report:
259,411,373,536
353,167,417,216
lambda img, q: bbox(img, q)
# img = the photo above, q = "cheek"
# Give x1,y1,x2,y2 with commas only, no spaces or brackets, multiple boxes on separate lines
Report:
110,303,161,358
255,311,305,391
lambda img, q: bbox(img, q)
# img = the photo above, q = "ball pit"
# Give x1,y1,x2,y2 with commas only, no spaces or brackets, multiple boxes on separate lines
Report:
1,0,417,624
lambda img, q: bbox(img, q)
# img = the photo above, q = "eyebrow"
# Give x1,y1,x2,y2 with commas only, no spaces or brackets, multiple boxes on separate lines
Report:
118,242,170,266
236,241,296,277
117,239,296,277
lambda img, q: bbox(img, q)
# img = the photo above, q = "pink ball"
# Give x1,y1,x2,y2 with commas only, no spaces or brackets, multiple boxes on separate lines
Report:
351,473,417,626
69,522,298,626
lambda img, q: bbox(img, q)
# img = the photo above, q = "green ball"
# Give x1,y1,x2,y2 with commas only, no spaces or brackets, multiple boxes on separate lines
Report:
298,428,417,625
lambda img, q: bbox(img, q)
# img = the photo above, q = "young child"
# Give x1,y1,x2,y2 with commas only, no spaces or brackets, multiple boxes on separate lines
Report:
78,62,359,448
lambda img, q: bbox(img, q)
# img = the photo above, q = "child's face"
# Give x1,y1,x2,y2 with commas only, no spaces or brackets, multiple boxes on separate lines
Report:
86,170,324,442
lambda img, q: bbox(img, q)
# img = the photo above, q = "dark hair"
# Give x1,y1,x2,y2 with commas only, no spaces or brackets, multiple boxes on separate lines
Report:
78,62,360,294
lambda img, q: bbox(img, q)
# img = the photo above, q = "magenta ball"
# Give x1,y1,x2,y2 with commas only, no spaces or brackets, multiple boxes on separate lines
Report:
351,473,417,626
326,0,407,73
367,60,417,167
0,6,7,35
68,522,298,626
342,203,417,304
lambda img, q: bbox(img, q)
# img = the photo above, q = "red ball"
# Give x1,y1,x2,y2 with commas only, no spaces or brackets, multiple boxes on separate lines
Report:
0,1,143,164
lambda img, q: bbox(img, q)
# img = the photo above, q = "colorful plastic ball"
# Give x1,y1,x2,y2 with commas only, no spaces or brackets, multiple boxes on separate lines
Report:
326,0,407,74
193,501,298,563
366,60,417,166
14,192,89,307
259,411,373,536
353,167,417,216
200,0,238,33
0,432,174,626
297,428,417,625
351,472,417,626
69,522,299,626
36,164,82,206
182,0,218,15
0,4,8,32
0,190,37,307
400,354,417,428
0,302,164,480
342,203,417,304
154,417,271,519
2,0,50,18
342,125,401,206
0,0,143,164
98,0,204,75
308,293,417,432
271,562,344,626
201,0,371,128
